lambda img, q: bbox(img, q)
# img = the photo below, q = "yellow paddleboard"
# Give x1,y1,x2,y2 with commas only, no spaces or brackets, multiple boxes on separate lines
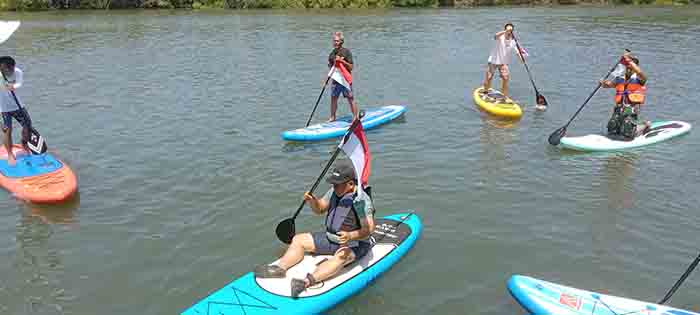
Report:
473,87,523,119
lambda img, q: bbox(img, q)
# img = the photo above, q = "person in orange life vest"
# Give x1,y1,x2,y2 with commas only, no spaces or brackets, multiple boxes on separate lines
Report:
254,162,375,298
481,23,525,103
600,52,651,139
327,31,359,122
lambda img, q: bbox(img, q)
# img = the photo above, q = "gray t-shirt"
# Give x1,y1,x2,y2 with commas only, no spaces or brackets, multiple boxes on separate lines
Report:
328,47,354,73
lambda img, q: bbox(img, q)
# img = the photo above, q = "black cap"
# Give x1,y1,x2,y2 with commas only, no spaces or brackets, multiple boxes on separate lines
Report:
326,161,356,184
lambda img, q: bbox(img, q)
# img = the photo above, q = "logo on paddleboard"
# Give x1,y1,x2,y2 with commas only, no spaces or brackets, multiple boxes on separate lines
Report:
559,293,582,310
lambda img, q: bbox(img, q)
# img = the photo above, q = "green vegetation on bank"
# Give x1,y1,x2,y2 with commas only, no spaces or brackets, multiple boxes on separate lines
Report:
0,0,696,11
0,0,435,9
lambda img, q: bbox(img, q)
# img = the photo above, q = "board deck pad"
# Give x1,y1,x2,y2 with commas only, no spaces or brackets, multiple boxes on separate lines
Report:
479,89,509,103
0,152,62,178
181,213,420,315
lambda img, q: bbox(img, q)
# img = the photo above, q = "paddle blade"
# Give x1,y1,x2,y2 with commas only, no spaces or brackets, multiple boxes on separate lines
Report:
536,93,548,107
23,127,47,155
275,218,295,244
0,21,20,44
548,127,566,146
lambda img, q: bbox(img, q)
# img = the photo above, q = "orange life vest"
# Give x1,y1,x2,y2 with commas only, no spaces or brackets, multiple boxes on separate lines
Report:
614,74,646,105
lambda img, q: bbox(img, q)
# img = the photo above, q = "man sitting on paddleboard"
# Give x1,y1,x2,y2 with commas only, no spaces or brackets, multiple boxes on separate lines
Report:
481,23,524,103
255,162,375,298
600,51,651,140
327,31,359,122
0,56,32,166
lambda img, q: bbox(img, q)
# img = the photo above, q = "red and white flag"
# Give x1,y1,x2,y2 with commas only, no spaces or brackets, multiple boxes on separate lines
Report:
339,121,370,197
330,60,352,91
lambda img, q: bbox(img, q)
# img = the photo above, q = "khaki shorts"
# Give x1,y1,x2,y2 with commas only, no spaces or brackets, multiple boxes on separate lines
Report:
487,63,510,79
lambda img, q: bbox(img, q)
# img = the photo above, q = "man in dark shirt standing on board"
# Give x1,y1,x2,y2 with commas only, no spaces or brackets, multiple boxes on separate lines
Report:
327,31,359,122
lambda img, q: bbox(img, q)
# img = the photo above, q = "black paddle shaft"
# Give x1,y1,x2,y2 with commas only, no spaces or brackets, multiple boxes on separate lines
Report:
512,34,541,96
560,60,622,130
658,251,700,305
305,69,334,127
290,113,364,222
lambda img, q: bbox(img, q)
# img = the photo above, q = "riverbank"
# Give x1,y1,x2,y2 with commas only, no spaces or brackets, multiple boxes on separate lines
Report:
0,0,695,10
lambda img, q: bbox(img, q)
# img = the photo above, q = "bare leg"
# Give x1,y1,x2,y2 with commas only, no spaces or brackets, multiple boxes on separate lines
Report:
307,248,354,285
277,233,315,270
501,74,510,100
482,64,494,92
329,96,339,122
3,128,15,166
348,98,359,121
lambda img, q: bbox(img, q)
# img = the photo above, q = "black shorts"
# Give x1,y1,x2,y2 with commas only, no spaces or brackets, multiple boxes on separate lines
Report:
311,231,372,259
2,108,31,132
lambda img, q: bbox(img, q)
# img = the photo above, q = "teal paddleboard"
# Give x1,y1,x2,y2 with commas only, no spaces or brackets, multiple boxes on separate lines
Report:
181,212,421,315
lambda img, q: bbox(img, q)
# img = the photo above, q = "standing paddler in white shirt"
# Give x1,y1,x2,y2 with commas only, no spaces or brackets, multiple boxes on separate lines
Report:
481,23,525,103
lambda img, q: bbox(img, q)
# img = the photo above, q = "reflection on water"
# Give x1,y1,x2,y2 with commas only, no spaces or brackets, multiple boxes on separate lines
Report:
25,194,80,225
5,200,80,314
602,153,639,211
478,114,518,183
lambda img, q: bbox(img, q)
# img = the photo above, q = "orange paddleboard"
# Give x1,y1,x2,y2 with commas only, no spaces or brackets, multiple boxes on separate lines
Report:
0,145,77,203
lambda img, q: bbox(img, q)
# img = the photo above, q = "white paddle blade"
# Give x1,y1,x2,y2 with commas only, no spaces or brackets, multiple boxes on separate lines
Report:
0,21,20,44
25,128,47,155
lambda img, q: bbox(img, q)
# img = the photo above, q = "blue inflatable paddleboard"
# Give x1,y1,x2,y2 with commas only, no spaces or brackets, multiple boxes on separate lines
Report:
508,275,699,315
181,212,421,315
281,105,406,141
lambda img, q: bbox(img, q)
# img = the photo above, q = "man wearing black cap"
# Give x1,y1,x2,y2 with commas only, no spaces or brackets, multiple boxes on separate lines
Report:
254,161,375,298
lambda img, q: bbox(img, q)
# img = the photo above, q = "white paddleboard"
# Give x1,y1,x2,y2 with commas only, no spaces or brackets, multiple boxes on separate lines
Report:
559,121,691,152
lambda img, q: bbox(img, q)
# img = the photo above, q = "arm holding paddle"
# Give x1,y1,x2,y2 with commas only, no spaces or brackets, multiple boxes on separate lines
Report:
303,191,329,214
600,52,646,88
621,52,646,82
8,67,21,90
335,55,353,72
599,79,615,88
0,64,22,91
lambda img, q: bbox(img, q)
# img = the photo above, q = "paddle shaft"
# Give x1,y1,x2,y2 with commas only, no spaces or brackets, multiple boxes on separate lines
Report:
289,116,363,221
512,34,541,95
559,60,621,130
0,71,26,111
305,67,334,127
658,251,700,305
